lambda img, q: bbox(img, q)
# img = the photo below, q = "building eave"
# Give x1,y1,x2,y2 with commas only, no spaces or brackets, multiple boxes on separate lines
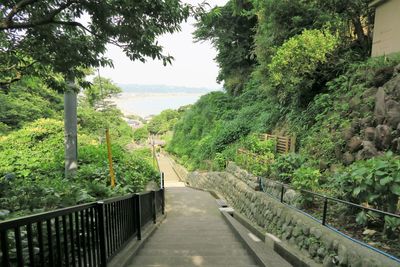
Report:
369,0,389,8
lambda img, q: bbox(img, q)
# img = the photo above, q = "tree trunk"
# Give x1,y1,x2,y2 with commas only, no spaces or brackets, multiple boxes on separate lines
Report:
64,77,78,178
352,17,367,49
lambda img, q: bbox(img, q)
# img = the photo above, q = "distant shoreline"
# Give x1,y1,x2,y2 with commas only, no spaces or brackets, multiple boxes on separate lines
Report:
118,83,222,94
111,91,204,118
115,92,205,99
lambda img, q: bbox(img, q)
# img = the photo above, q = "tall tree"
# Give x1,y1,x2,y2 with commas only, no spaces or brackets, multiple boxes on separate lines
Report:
0,0,190,86
1,0,189,176
194,0,257,96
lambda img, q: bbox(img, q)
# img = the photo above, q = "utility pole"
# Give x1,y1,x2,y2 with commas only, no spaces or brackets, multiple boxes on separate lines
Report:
64,76,78,177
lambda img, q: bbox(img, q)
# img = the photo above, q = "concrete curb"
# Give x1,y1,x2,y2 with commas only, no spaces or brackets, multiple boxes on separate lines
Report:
230,211,319,267
221,210,297,267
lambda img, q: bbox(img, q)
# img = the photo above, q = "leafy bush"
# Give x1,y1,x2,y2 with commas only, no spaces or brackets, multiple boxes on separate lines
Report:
292,166,321,191
133,126,149,142
0,116,157,220
335,152,400,213
78,103,134,146
0,119,64,179
268,29,338,106
270,153,305,183
213,120,251,153
148,109,181,135
213,153,227,170
243,133,276,154
0,77,63,134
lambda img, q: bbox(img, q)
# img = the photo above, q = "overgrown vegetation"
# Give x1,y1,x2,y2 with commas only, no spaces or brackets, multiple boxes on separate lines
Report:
168,0,400,247
0,77,157,221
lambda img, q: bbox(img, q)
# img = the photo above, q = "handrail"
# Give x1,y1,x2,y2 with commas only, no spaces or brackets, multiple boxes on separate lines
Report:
262,177,400,219
0,187,166,267
259,176,400,261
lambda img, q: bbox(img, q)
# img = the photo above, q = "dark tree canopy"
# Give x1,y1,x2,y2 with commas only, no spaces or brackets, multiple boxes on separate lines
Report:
194,0,257,96
0,0,190,87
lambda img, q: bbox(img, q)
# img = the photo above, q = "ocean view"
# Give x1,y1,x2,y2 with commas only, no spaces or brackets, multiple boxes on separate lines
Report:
111,84,219,117
111,92,203,117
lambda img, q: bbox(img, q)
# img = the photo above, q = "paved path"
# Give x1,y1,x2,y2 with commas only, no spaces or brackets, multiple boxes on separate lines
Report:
126,155,259,267
157,153,185,188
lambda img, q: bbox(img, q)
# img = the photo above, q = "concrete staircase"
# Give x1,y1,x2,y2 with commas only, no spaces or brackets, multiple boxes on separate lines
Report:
126,187,259,267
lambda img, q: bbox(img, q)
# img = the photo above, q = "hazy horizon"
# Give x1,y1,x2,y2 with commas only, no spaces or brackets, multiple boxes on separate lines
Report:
98,0,229,89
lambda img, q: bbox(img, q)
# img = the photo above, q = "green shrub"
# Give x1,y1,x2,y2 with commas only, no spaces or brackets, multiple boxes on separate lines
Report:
213,120,251,153
270,153,305,183
335,152,400,213
0,117,157,220
148,109,181,135
243,133,276,154
133,126,149,142
292,166,321,191
268,29,338,106
213,153,227,170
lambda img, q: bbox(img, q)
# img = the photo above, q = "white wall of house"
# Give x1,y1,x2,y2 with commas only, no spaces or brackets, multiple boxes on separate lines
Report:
371,0,400,57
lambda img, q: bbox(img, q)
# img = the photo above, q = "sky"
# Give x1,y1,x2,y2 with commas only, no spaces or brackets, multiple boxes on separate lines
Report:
99,0,228,89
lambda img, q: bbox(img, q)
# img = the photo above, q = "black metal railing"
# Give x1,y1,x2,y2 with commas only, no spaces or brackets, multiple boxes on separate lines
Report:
259,177,400,262
0,186,165,267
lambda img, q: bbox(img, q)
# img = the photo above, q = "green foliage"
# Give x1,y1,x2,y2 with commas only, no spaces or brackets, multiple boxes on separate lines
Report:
133,126,149,143
0,119,64,179
148,109,181,135
213,120,251,153
212,153,227,171
84,76,122,107
243,134,276,154
1,0,189,87
334,152,400,213
0,114,156,220
78,102,133,146
235,134,276,176
270,153,305,183
0,77,62,134
194,0,257,95
268,29,338,106
292,166,321,191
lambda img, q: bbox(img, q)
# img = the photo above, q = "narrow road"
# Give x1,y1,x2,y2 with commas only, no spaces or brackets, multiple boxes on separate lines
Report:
126,154,259,267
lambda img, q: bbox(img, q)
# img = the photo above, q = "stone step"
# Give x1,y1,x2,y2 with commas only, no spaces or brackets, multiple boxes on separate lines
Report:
128,264,259,267
147,236,239,243
128,255,257,266
140,242,246,250
136,248,252,256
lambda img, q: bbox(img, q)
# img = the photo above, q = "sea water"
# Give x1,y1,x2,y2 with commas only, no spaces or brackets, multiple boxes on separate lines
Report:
111,92,203,118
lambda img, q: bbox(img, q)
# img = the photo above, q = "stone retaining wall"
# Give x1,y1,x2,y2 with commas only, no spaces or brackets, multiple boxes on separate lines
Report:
184,162,399,267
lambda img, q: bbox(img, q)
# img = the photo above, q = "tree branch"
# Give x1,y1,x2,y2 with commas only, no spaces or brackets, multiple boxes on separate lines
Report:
5,0,39,24
0,72,22,88
52,20,126,49
0,0,78,30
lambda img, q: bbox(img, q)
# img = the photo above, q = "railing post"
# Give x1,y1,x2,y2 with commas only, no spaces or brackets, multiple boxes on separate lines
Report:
161,172,165,189
322,197,328,225
152,191,157,224
1,230,10,267
97,201,107,267
280,184,285,203
162,188,165,215
134,194,142,240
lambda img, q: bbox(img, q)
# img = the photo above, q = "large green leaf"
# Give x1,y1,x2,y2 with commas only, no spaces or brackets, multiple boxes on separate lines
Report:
356,211,367,225
390,184,400,196
352,186,362,197
380,176,393,186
